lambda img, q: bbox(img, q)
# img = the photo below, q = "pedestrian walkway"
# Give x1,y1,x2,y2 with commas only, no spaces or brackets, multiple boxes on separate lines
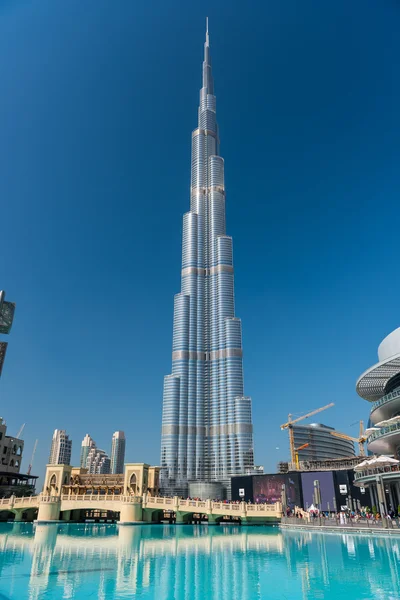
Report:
280,515,400,535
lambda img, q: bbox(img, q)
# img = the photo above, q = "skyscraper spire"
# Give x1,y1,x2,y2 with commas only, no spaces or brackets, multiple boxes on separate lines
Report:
203,17,213,94
161,23,254,498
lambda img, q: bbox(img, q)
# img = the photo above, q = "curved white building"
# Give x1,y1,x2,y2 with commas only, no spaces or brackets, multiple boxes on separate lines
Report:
293,423,355,460
356,328,400,511
357,327,400,456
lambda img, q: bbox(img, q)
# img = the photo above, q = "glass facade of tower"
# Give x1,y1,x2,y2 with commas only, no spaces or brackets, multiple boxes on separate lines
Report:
160,25,254,496
110,431,126,474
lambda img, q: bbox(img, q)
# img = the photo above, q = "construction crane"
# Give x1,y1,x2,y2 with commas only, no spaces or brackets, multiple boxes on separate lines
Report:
16,423,25,440
27,439,38,476
295,443,309,469
330,428,366,457
280,403,335,465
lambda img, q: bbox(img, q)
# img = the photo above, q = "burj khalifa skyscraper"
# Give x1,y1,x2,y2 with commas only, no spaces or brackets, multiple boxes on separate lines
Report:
160,21,254,497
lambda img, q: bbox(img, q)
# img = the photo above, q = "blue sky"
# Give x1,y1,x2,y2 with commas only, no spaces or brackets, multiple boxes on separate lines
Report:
1,0,400,478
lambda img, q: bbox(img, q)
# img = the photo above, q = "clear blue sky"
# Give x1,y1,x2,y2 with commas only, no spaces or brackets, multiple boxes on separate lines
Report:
1,0,400,478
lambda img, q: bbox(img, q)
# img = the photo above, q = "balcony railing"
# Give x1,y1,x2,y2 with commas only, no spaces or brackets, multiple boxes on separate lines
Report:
354,465,400,480
371,387,400,413
367,421,400,444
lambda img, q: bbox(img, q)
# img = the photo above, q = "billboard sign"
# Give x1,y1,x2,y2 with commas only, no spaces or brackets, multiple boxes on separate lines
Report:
339,484,348,495
239,488,245,497
252,473,301,508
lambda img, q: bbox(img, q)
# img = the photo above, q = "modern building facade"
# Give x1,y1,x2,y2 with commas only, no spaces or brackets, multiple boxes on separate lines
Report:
160,22,254,496
80,434,95,468
293,423,356,461
86,447,110,475
48,429,72,466
355,327,400,511
110,431,126,474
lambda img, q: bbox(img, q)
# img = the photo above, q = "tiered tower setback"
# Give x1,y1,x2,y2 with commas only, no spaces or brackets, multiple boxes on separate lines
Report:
161,21,254,496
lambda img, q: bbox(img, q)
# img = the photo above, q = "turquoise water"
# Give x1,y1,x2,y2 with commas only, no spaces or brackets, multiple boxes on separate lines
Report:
0,523,399,599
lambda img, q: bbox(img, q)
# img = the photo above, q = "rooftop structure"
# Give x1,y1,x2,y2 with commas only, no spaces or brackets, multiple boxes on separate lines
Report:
160,21,254,497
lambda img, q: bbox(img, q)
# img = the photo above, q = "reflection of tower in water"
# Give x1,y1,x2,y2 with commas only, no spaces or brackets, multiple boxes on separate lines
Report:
1,525,400,598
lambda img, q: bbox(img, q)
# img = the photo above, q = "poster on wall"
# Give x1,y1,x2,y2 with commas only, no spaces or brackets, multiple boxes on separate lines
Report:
301,471,335,512
252,474,301,508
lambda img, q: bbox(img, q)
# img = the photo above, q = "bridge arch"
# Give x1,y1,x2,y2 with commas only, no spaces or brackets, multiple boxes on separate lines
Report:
0,510,15,522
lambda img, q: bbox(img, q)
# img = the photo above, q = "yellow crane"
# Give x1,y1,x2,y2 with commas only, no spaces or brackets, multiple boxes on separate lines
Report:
295,443,309,469
280,402,335,465
330,421,366,457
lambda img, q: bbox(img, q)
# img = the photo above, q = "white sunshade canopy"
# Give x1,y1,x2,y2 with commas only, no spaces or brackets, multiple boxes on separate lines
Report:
363,427,381,436
368,456,400,466
354,460,371,471
354,456,400,470
375,416,400,427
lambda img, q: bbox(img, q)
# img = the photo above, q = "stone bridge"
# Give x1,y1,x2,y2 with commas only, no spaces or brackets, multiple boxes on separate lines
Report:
0,494,282,524
0,495,39,521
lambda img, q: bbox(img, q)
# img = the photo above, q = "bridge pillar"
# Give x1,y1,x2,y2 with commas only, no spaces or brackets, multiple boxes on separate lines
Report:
207,514,220,526
119,499,143,524
61,510,71,521
142,510,153,523
13,509,24,522
176,512,190,524
37,498,61,523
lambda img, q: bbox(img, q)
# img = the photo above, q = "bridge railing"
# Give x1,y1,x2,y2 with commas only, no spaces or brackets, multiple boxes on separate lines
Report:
13,496,39,506
246,503,281,513
40,496,61,503
0,495,40,507
61,494,132,502
143,497,281,516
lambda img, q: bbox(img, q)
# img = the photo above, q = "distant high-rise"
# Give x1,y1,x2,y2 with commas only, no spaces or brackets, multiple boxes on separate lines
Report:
80,433,96,468
86,447,110,474
110,431,126,474
48,429,72,465
160,21,254,496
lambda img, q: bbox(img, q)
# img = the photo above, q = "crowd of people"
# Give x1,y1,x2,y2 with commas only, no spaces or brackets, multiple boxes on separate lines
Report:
285,505,400,524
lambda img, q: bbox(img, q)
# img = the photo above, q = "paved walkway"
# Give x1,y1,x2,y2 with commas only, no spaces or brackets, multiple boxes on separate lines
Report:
280,517,400,536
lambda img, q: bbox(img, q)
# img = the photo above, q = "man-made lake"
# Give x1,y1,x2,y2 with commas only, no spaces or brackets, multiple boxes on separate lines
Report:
0,522,399,599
